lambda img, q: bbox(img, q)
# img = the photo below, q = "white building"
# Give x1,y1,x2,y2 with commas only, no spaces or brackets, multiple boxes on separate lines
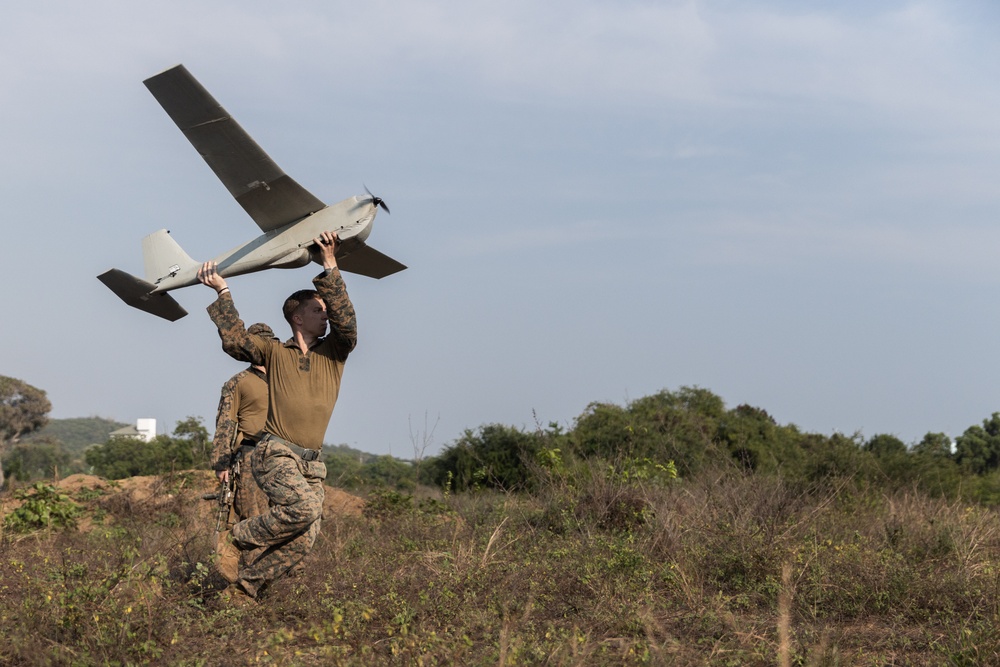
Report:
109,418,157,443
135,419,156,442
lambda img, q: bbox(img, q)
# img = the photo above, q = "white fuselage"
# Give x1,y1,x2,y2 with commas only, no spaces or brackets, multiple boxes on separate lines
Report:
151,196,376,293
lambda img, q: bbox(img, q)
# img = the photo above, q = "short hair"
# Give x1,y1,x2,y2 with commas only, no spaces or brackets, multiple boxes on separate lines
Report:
282,289,320,324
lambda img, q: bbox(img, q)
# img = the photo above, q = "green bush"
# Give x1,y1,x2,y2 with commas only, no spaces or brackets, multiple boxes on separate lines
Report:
325,449,417,491
2,437,72,481
422,423,547,492
85,417,210,479
3,482,82,532
571,387,726,475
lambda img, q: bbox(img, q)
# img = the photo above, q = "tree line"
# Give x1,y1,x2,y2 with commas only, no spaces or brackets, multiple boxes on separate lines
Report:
5,375,1000,503
419,387,1000,502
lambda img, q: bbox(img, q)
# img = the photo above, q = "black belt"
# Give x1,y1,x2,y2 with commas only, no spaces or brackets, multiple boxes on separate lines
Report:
238,435,259,457
259,433,320,461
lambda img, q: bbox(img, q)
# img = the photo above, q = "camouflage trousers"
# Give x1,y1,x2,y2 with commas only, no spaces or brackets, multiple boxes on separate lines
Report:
231,438,326,597
216,445,272,580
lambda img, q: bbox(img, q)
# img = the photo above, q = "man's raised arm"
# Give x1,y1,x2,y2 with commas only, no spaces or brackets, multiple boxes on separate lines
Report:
313,231,357,358
198,262,268,365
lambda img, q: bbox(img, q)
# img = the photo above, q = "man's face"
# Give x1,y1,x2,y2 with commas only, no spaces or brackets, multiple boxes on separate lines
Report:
295,297,327,338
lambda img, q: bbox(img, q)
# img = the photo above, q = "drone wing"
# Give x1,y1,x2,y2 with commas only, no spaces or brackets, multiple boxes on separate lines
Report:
144,64,326,233
337,245,407,279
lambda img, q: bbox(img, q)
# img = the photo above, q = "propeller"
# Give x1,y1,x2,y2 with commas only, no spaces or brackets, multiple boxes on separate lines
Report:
364,185,390,214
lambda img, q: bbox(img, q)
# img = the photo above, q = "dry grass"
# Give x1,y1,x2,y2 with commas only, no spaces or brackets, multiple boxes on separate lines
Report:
3,468,1000,665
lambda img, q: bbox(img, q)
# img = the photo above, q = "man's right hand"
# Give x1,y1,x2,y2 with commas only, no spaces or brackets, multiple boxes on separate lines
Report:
217,469,229,484
198,261,229,294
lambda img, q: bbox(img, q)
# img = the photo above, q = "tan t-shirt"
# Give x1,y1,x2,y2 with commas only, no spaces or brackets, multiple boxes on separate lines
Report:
207,268,357,450
210,367,269,470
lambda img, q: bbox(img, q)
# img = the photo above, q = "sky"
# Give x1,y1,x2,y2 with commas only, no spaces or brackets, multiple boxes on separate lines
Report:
3,1,1000,457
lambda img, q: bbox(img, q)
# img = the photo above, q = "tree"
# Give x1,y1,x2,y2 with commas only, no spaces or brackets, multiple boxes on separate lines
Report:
912,432,953,458
358,455,416,491
171,416,212,469
86,434,193,479
324,449,417,491
85,417,210,479
423,424,544,492
0,376,52,489
798,431,868,486
955,414,1000,475
864,434,907,457
571,401,634,459
2,437,71,482
570,387,726,475
716,404,807,473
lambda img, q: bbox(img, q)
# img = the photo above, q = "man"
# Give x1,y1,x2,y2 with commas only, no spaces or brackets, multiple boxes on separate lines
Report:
210,322,275,582
197,230,356,599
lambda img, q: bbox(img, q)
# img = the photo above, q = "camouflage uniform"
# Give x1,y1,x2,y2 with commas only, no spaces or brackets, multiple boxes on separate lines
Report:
211,363,270,575
235,437,327,594
207,267,356,597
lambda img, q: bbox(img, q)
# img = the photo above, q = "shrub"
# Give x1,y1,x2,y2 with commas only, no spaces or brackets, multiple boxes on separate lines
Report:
3,482,82,532
571,387,726,475
85,418,210,479
2,437,72,482
422,424,546,492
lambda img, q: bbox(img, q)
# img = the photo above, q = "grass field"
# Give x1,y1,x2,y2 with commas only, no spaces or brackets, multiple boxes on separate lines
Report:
2,466,1000,665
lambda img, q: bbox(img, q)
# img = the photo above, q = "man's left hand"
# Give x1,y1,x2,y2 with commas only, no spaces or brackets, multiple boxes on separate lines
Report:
314,231,340,270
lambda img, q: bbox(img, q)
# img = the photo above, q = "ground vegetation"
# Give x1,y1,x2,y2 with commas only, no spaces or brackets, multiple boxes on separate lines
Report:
6,386,1000,663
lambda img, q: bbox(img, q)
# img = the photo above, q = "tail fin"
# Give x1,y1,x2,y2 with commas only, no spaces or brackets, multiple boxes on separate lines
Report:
142,229,197,284
97,268,188,321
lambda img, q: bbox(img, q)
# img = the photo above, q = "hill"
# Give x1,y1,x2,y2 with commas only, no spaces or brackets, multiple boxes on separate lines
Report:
322,442,382,463
25,416,128,455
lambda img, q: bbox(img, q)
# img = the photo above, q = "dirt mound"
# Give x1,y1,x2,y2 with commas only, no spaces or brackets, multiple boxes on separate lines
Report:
324,486,365,518
53,471,218,503
2,471,365,529
55,473,108,493
116,471,217,503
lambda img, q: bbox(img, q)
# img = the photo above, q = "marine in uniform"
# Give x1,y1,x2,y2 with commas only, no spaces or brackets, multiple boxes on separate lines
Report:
198,230,356,598
210,322,276,580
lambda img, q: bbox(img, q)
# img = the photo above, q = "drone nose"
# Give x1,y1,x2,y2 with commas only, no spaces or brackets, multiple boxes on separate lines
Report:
364,185,390,214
